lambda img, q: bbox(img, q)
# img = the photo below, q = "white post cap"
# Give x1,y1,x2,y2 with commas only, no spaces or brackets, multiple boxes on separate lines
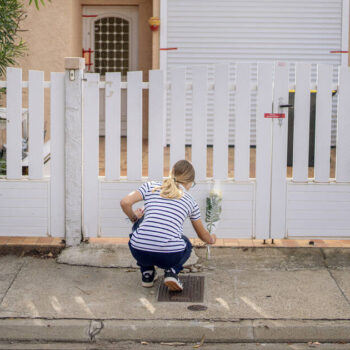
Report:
64,57,85,70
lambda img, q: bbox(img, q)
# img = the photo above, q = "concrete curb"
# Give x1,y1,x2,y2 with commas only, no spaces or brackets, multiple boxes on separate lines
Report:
1,319,350,343
0,319,91,342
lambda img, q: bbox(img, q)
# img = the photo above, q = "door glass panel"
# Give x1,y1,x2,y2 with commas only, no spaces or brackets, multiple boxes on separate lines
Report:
94,17,129,76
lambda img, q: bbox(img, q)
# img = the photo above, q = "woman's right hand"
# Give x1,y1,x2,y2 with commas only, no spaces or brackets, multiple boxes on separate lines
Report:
191,219,217,246
209,234,217,245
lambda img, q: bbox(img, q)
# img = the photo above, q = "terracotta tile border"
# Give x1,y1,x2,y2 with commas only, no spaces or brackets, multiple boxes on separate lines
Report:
0,237,64,247
0,237,9,245
0,236,350,248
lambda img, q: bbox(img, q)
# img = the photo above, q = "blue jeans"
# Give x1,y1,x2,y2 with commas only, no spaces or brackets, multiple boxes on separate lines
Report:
129,217,192,274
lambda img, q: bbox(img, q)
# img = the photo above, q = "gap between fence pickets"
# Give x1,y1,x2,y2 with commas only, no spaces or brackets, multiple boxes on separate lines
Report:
99,177,256,183
0,80,339,91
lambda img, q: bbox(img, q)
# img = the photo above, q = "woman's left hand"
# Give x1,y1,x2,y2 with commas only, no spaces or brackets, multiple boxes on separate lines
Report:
135,208,144,219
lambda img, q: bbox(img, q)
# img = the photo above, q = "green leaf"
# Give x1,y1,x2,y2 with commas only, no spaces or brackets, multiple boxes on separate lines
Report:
28,0,39,10
28,0,51,9
205,193,222,232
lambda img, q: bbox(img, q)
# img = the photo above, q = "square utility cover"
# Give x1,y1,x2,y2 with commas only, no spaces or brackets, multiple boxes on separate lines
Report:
157,275,204,302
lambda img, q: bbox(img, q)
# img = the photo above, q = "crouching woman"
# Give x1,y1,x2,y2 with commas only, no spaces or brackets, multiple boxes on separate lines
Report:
120,160,216,292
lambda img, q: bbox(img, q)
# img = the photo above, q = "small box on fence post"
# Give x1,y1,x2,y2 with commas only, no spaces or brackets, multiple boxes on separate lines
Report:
64,57,85,246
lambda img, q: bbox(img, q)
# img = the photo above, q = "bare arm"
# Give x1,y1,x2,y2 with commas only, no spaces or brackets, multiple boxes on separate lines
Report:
191,219,216,244
120,190,144,222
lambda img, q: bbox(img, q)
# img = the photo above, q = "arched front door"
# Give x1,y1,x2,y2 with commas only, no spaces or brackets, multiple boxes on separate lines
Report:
82,6,139,136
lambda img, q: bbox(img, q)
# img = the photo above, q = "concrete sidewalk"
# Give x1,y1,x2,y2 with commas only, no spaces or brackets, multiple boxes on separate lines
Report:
0,246,350,344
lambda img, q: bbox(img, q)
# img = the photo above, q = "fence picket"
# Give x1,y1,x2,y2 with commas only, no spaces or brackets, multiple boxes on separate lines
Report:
255,63,274,239
314,64,333,182
127,71,143,180
270,62,289,239
234,63,251,181
105,72,121,181
148,70,164,180
192,66,208,181
336,66,350,182
28,70,44,179
50,72,65,237
213,64,229,180
170,67,186,168
293,63,311,182
6,68,22,179
83,74,100,237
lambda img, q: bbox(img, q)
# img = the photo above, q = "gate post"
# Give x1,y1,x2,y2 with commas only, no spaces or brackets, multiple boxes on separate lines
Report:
270,62,289,239
64,57,85,246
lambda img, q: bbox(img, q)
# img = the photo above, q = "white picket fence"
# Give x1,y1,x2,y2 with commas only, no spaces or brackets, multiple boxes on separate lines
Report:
0,69,64,236
1,61,350,240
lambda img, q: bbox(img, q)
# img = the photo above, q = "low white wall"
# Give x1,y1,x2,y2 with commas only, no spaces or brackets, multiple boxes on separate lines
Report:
286,182,350,237
0,180,49,236
99,180,255,239
2,178,350,239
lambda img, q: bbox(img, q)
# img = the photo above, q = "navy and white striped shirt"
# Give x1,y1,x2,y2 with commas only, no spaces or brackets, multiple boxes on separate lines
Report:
129,181,201,253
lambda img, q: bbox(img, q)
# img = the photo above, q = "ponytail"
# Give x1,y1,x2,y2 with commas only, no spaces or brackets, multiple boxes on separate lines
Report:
152,160,195,199
153,177,183,199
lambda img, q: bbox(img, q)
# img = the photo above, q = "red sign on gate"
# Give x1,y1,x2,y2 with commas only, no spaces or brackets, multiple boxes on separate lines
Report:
264,113,285,118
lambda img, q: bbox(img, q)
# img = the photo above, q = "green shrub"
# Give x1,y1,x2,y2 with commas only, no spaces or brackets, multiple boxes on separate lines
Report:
0,0,26,77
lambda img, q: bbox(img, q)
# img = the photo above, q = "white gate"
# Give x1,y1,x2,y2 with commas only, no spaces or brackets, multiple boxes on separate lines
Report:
81,62,350,240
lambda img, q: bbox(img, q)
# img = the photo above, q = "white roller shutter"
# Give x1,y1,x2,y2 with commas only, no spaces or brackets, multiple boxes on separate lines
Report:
164,0,347,146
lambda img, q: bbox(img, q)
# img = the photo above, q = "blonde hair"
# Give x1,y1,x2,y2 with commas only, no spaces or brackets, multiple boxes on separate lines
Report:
153,160,195,199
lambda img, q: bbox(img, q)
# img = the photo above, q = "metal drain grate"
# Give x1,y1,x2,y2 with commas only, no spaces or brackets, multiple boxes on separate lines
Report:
157,275,204,302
